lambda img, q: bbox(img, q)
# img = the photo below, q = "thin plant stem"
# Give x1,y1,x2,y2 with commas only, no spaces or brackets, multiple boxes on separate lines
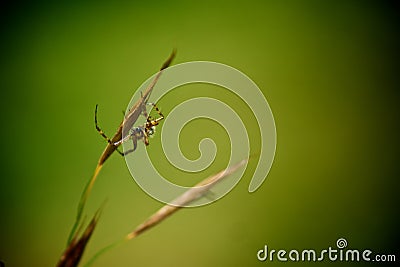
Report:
83,158,248,267
66,50,176,245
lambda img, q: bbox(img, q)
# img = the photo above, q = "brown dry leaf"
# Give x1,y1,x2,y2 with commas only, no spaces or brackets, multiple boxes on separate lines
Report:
57,210,101,267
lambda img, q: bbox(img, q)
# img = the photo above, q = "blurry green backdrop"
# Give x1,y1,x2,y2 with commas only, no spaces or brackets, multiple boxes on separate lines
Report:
0,1,398,266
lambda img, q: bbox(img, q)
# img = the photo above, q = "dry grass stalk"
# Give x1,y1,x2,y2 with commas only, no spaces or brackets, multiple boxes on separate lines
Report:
58,51,176,267
67,50,176,244
84,158,248,267
126,158,248,240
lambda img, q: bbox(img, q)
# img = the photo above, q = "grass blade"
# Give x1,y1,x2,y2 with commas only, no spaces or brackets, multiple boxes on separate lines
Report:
66,50,176,245
84,158,248,266
57,208,102,267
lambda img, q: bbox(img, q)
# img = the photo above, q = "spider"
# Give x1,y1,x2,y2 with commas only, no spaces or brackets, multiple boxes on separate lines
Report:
95,102,164,156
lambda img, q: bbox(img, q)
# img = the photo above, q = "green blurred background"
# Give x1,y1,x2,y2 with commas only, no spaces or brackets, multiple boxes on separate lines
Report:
0,1,398,266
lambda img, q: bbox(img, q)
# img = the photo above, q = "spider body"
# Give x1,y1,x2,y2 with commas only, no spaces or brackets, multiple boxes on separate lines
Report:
95,102,164,156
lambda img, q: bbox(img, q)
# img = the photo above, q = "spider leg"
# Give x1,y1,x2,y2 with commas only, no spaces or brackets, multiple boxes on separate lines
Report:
95,104,113,145
147,102,164,117
119,128,141,156
115,135,136,157
132,135,138,151
136,127,149,146
95,105,130,157
115,102,165,154
116,137,135,156
147,102,164,124
113,134,131,146
116,148,126,156
143,130,150,146
119,147,135,156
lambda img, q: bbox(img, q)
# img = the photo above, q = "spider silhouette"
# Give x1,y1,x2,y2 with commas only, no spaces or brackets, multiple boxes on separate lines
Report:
95,102,164,156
